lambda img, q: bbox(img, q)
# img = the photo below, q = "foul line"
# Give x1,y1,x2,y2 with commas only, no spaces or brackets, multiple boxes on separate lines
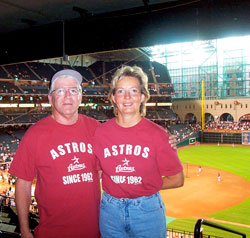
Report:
203,217,250,228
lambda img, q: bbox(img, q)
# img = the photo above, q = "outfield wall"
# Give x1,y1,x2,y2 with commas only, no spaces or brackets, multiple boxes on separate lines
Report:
202,132,242,144
177,131,250,146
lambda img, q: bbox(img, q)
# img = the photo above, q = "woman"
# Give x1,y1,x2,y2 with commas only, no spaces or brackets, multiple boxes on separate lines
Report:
94,66,184,238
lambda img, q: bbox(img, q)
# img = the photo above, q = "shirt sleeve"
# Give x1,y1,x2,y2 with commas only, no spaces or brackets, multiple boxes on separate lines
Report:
9,130,37,181
155,128,183,176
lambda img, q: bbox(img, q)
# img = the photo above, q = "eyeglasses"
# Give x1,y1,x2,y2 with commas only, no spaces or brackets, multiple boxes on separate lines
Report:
115,88,140,96
51,87,81,96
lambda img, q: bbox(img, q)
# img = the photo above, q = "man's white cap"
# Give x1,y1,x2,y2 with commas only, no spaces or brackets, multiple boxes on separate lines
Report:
50,69,82,89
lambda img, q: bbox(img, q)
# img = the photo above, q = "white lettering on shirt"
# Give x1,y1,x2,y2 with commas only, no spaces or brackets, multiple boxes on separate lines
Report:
79,142,86,152
103,144,150,159
50,142,93,160
112,145,118,156
58,145,66,155
134,145,141,156
62,172,93,185
64,143,71,153
110,175,142,185
72,142,79,153
50,149,59,160
142,147,150,158
119,144,125,154
104,148,111,158
87,144,93,154
126,144,133,155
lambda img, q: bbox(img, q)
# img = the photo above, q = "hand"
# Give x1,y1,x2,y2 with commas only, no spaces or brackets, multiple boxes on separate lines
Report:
20,230,34,238
98,170,103,179
168,134,177,149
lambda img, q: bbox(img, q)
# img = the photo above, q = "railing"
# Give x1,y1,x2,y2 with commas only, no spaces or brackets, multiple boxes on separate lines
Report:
2,201,247,238
167,228,194,238
194,219,246,238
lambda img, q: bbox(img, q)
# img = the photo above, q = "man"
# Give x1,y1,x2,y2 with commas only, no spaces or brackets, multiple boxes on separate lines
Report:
9,69,101,238
9,69,177,238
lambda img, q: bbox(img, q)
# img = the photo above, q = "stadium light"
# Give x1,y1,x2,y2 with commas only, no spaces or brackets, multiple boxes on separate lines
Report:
146,103,156,106
157,102,172,106
41,103,51,108
0,103,18,107
19,104,35,108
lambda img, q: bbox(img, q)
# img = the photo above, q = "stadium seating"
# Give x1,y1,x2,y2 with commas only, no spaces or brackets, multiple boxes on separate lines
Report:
79,109,109,121
0,202,39,237
27,62,56,82
167,123,201,142
206,121,250,131
0,61,175,99
0,67,11,79
73,66,93,84
20,84,48,95
0,115,9,124
146,110,159,120
0,81,22,94
151,61,172,84
3,64,38,81
158,108,176,120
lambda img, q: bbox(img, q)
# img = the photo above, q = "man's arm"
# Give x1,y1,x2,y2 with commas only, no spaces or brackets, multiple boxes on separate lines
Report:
15,178,34,238
161,171,184,190
168,134,177,149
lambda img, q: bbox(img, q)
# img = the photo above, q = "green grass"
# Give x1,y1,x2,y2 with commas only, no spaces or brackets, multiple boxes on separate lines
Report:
168,218,250,238
178,145,250,180
207,197,250,226
167,145,250,237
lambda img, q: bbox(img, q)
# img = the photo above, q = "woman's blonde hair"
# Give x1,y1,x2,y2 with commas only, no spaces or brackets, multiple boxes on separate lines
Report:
108,65,150,116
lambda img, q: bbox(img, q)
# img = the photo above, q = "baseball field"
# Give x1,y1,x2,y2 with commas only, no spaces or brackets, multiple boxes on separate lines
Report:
161,144,250,238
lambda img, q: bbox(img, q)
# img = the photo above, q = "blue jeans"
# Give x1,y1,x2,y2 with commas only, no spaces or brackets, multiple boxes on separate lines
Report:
99,191,166,238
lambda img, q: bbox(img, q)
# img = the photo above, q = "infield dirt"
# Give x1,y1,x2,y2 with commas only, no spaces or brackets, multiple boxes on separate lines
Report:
160,163,250,219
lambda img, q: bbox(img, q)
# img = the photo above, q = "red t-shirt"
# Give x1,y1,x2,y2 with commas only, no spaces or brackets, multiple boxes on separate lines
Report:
9,115,100,238
94,117,183,198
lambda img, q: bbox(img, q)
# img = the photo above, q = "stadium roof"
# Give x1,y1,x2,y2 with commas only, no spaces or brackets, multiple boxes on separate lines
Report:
0,0,178,34
0,0,249,65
